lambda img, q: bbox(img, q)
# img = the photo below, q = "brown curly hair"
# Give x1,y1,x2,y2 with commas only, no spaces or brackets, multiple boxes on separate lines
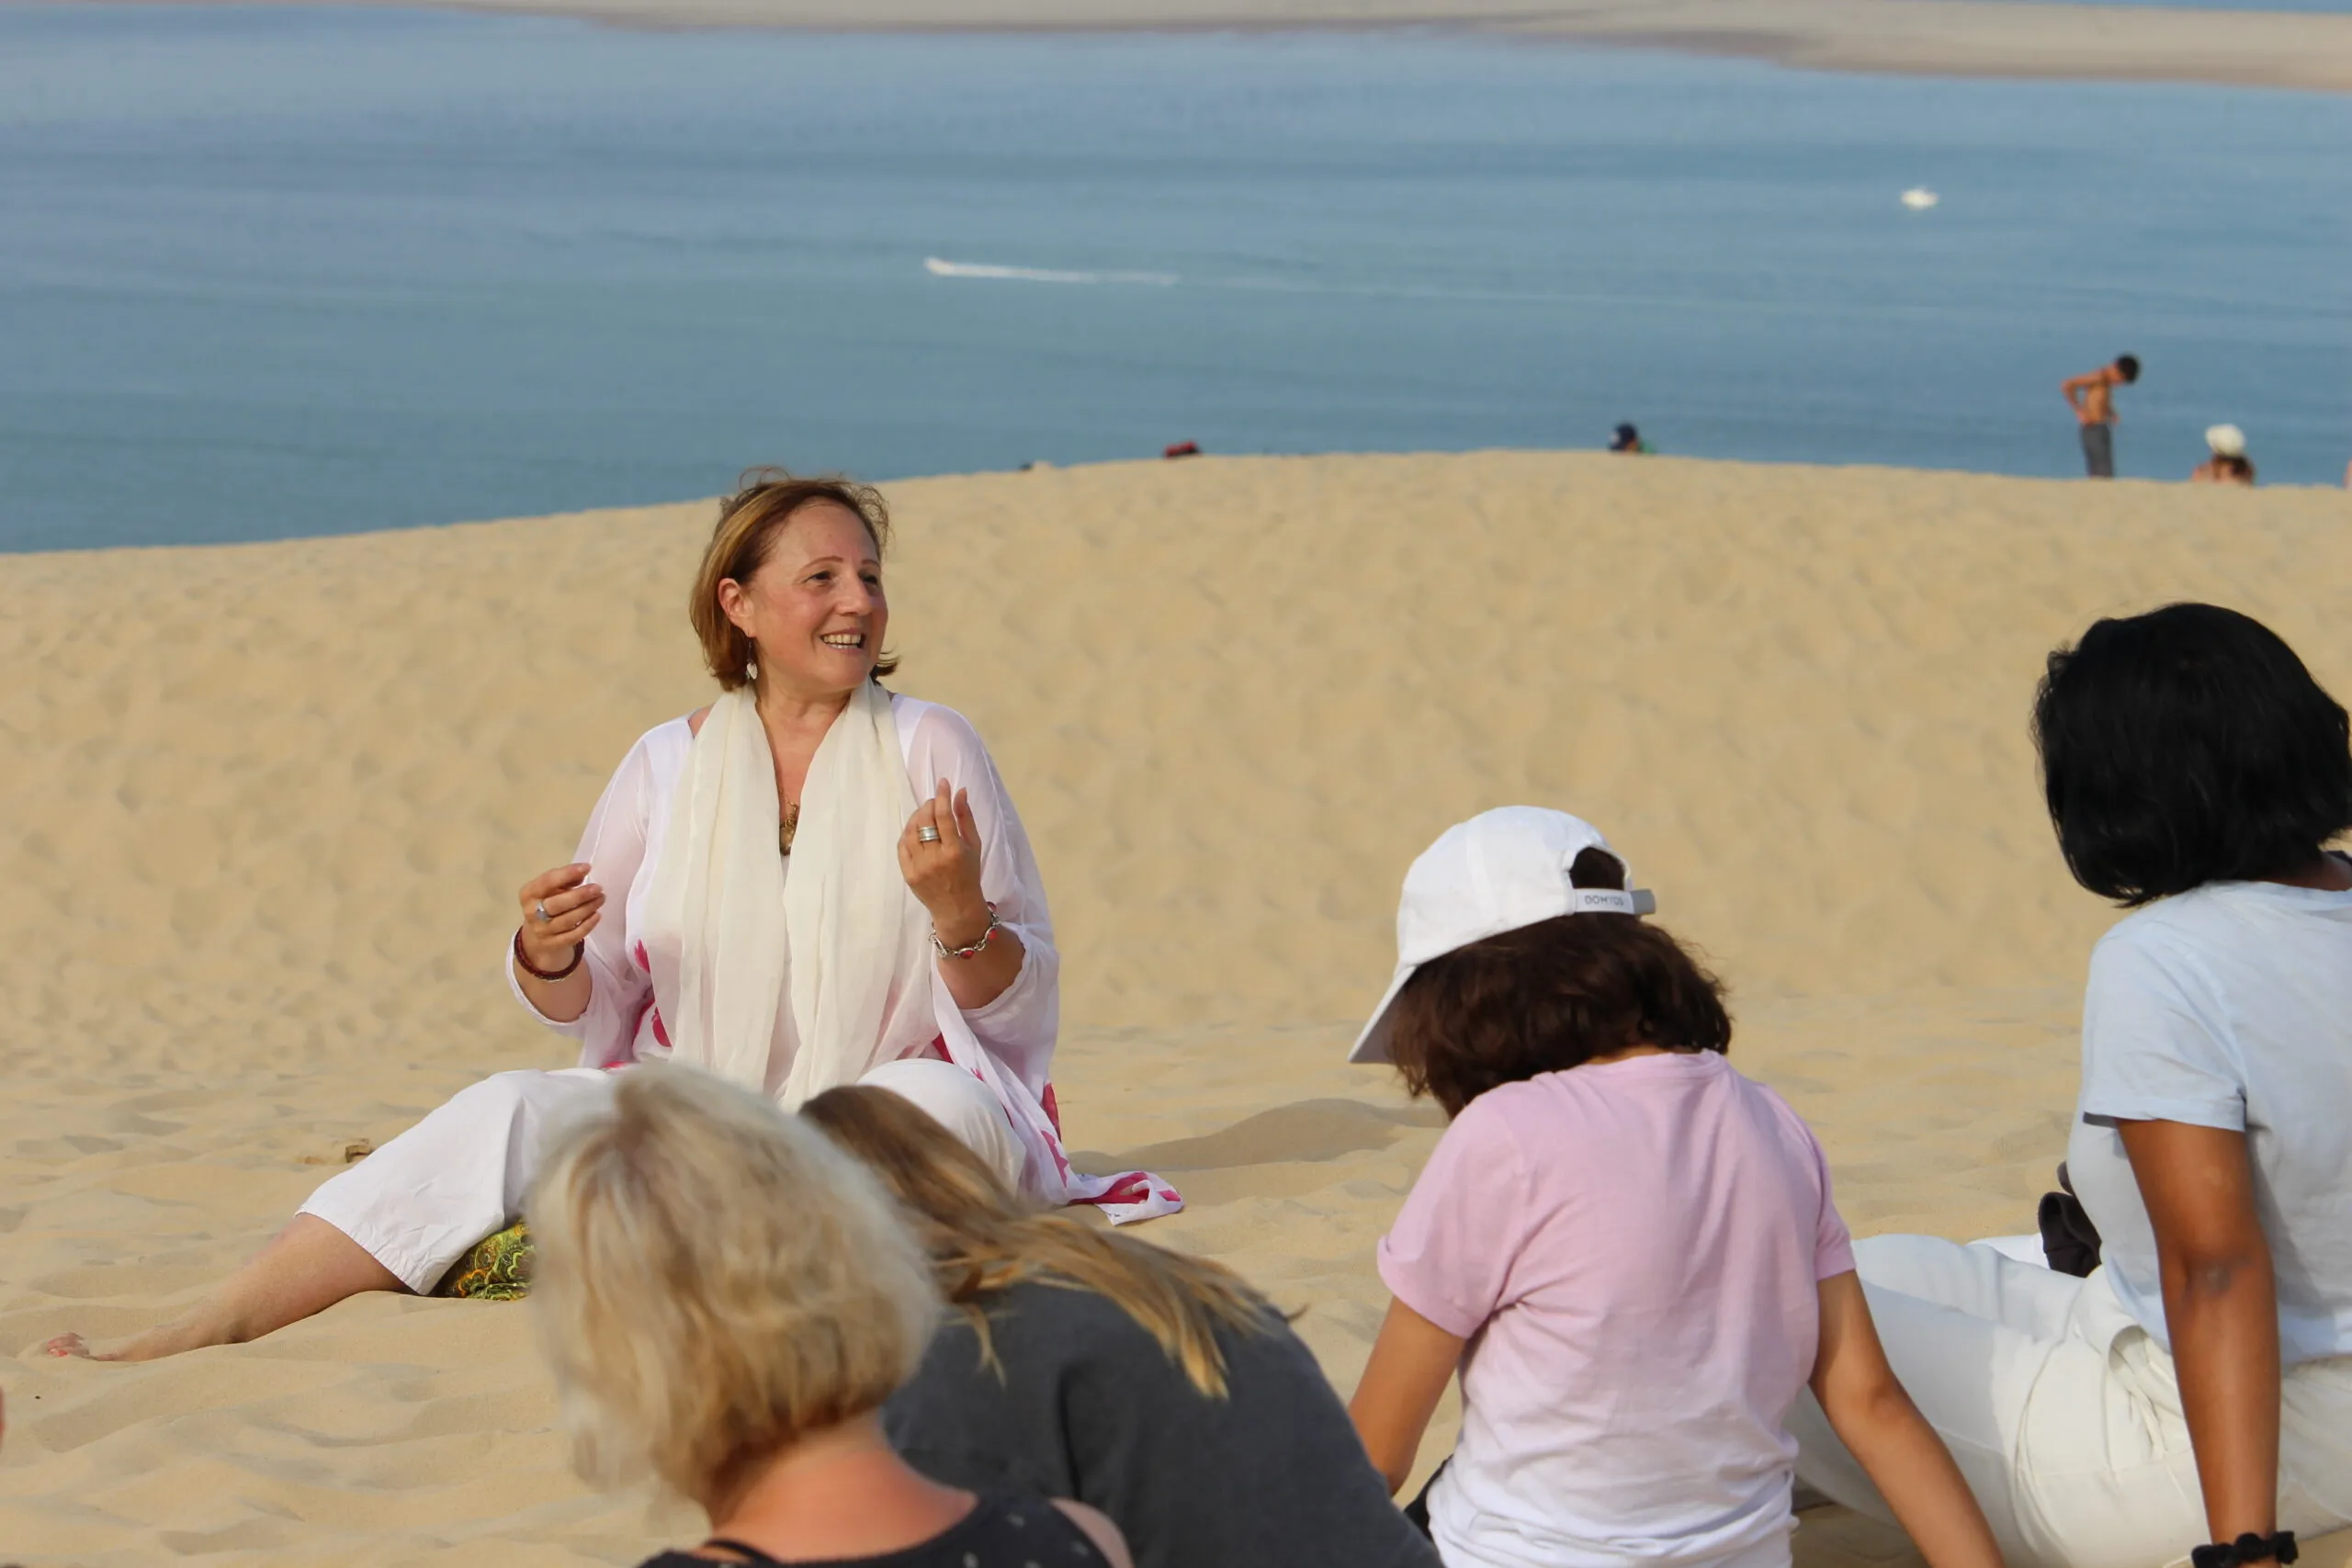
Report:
689,468,899,691
1387,849,1732,1118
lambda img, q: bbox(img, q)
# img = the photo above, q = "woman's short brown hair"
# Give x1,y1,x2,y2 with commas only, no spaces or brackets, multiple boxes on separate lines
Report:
1388,852,1731,1118
690,468,899,691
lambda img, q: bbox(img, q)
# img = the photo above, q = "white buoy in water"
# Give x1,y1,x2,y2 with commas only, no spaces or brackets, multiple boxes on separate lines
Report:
1901,187,1939,210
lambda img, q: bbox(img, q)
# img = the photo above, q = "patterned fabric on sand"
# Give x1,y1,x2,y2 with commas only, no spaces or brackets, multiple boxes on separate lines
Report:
434,1222,535,1301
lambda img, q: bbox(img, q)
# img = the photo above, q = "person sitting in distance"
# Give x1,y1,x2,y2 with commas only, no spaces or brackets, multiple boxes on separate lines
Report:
1608,423,1650,454
804,1086,1441,1568
2190,425,2256,486
1345,809,2005,1568
530,1065,1134,1568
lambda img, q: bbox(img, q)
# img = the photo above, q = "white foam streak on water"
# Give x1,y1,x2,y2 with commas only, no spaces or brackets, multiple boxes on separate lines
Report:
924,256,1180,287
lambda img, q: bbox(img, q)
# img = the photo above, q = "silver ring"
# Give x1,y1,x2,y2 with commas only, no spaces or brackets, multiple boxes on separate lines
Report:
916,826,942,844
534,900,551,922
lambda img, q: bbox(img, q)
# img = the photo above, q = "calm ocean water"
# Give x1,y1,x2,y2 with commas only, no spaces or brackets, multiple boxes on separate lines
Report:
1,7,2346,550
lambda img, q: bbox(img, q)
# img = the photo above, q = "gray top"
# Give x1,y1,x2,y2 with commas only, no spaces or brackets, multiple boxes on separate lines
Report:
884,1278,1440,1568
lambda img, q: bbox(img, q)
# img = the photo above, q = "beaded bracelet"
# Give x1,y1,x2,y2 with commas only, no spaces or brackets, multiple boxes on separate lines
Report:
2192,1532,2299,1568
513,925,585,983
933,902,1001,960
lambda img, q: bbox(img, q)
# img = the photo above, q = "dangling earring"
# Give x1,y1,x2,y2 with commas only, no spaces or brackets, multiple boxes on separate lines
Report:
744,658,758,682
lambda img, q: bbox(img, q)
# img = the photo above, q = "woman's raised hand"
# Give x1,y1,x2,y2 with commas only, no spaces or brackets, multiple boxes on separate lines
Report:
899,780,989,944
518,863,604,972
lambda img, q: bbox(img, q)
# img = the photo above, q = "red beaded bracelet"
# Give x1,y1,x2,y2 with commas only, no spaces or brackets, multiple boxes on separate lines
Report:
513,925,584,983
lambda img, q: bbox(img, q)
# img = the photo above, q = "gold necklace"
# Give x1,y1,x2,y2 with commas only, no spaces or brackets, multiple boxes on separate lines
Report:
779,800,800,856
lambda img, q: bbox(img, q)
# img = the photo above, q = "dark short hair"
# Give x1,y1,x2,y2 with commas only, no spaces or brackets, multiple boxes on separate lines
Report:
2115,355,2141,382
2032,604,2352,905
1386,850,1732,1118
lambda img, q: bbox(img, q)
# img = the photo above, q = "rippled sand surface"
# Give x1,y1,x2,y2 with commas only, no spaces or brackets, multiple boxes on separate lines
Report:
4,452,2348,1562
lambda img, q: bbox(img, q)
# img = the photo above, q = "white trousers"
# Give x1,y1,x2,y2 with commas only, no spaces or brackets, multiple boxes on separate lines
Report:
1788,1235,2352,1568
301,1058,1021,1294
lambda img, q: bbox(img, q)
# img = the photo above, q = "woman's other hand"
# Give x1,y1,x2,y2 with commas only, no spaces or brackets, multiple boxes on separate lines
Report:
899,781,987,937
519,863,603,972
899,780,1025,1013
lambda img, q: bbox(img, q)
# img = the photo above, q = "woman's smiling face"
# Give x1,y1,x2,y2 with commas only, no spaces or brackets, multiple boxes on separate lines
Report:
718,500,888,701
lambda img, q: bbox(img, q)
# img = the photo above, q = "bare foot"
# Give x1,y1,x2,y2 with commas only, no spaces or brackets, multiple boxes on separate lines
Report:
43,1314,226,1363
43,1331,114,1360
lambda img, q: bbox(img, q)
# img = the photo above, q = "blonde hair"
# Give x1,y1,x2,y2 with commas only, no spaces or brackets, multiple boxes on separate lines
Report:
689,468,899,692
802,1086,1272,1399
527,1066,938,1506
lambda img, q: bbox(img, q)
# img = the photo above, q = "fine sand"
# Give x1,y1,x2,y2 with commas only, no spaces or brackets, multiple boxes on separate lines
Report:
88,0,2352,95
3,452,2349,1563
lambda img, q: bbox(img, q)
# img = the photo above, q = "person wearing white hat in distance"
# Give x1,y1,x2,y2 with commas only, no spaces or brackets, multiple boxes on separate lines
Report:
2191,425,2256,486
1345,808,2005,1568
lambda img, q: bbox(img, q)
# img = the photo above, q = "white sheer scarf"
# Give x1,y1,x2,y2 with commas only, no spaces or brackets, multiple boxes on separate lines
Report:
639,680,932,1107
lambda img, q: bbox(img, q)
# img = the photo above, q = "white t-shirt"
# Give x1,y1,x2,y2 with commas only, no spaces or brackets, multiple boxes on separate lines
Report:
2065,872,2352,1363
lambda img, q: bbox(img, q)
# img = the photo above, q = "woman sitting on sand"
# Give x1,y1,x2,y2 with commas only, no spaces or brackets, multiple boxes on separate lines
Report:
2190,424,2257,486
1345,807,2005,1568
803,1085,1442,1568
531,1065,1134,1568
50,470,1166,1364
1792,604,2352,1568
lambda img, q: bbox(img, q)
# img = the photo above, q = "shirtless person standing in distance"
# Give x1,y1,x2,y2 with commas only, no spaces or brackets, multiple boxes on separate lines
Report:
2062,354,2140,478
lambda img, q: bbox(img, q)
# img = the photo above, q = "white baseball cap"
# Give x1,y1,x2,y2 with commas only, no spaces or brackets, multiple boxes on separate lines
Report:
2206,423,2246,458
1349,807,1656,1065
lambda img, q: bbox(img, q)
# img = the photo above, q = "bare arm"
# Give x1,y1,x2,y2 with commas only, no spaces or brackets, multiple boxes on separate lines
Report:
2060,371,2096,412
1810,1271,2006,1568
1349,1295,1467,1495
2117,1119,2279,1543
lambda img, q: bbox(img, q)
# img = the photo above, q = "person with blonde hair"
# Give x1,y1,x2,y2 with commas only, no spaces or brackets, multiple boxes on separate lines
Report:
531,1065,1131,1568
50,468,1172,1364
804,1086,1440,1568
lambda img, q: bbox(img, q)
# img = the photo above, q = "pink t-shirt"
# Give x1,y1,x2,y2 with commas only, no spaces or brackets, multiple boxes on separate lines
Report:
1378,1050,1855,1568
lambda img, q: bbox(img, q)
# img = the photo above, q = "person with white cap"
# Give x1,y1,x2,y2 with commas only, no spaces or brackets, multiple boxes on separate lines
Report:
2191,425,2256,487
1345,807,2005,1568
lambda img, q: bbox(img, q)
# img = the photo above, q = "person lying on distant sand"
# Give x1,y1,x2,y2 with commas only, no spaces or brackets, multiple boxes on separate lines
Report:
2190,424,2256,486
531,1065,1134,1568
804,1085,1442,1568
1345,808,2005,1568
1792,604,2352,1568
48,470,1168,1364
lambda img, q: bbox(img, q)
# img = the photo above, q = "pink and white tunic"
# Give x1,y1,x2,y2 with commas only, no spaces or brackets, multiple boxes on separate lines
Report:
503,693,1176,1222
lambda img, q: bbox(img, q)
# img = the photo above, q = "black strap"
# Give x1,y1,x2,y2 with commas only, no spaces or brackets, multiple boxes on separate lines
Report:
2190,1531,2300,1568
697,1541,786,1567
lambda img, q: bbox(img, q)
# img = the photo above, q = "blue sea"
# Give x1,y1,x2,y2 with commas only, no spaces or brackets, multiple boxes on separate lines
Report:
2,6,2347,551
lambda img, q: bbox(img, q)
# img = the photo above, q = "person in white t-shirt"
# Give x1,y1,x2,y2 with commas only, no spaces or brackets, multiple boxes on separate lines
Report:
1345,808,2005,1568
1792,603,2352,1568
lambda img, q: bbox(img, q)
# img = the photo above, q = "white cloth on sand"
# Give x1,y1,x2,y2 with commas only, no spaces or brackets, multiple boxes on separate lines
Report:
303,1057,1016,1294
1788,1235,2352,1568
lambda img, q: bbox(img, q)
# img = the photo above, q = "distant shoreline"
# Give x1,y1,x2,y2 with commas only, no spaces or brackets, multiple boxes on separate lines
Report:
51,0,2352,94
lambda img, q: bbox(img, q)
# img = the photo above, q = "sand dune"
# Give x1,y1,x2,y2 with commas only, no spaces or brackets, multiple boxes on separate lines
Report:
4,452,2349,1563
129,0,2351,95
